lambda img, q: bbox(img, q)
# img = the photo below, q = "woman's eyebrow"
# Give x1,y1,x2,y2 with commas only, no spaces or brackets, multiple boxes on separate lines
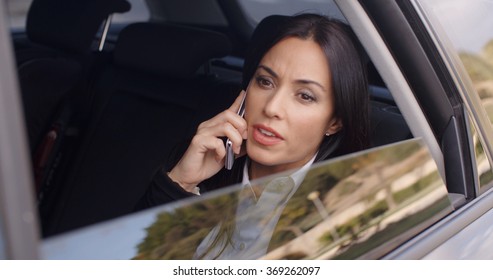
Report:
296,79,326,91
258,65,278,78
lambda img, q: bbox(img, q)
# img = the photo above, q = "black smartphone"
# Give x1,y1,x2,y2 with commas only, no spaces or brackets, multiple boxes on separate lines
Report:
225,93,246,170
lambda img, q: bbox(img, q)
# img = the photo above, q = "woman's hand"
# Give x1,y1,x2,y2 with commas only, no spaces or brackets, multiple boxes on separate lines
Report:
168,91,248,192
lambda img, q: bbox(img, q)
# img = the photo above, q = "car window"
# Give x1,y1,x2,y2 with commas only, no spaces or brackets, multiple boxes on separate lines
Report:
144,0,228,26
416,0,493,192
238,0,345,23
112,0,150,24
468,114,493,191
42,139,452,259
5,0,31,29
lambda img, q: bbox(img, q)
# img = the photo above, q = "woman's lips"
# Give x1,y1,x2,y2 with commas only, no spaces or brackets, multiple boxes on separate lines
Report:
252,124,284,146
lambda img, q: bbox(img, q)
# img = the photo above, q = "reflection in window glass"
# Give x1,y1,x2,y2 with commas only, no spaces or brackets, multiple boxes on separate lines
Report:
424,0,493,124
469,115,493,191
133,139,452,260
41,140,453,259
421,0,493,192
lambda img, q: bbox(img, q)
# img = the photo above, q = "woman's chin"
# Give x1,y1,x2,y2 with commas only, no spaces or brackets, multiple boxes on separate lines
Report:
246,148,279,167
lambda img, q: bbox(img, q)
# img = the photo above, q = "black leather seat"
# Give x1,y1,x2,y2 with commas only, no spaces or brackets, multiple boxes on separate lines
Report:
368,86,413,147
16,0,131,153
14,0,131,194
40,22,238,236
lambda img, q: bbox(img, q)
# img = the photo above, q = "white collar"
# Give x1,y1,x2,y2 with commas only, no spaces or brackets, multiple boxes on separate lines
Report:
241,154,317,190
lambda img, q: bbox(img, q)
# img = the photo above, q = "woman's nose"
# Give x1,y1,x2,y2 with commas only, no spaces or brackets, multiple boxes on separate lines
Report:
263,89,285,119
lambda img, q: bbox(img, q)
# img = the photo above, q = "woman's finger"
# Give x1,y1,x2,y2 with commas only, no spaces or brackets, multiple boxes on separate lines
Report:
198,110,247,133
236,141,247,158
228,90,246,113
201,137,227,165
199,122,244,153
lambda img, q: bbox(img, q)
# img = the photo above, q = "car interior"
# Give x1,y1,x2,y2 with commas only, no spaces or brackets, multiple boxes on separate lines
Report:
9,0,413,237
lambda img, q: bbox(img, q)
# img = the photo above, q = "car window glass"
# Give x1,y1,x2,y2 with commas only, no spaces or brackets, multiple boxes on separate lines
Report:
420,1,493,126
113,0,150,24
5,0,31,29
418,0,493,193
468,114,493,192
42,139,453,259
239,0,344,22
238,0,345,23
145,0,227,26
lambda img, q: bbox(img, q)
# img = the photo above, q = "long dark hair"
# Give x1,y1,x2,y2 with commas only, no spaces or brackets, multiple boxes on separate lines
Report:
242,14,370,161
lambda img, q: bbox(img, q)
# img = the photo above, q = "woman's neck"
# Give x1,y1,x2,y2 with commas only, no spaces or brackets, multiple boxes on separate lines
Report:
249,161,279,180
248,158,313,180
247,153,317,180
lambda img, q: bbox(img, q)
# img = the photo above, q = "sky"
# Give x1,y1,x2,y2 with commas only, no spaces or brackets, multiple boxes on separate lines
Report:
422,0,493,54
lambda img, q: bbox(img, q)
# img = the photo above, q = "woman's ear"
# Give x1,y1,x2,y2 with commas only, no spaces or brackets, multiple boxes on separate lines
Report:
325,118,342,135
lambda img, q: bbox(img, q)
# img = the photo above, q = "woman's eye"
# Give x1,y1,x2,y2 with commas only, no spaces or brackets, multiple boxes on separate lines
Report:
299,92,316,102
256,76,273,88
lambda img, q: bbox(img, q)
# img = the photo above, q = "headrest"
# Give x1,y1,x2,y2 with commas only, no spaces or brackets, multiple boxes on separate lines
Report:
26,0,131,54
113,22,232,79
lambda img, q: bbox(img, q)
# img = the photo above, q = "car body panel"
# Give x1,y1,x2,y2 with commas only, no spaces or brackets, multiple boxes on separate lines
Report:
423,193,493,259
386,185,493,259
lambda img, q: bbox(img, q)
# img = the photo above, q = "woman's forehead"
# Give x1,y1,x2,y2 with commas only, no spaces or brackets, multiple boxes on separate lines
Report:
258,37,331,87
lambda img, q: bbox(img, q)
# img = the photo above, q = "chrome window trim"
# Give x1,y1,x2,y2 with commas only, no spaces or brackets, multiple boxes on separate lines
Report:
411,0,493,196
334,0,444,180
464,111,482,195
0,1,39,259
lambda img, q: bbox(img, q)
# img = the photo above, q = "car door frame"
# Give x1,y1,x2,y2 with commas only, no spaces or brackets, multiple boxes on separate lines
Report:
0,0,40,259
335,0,493,258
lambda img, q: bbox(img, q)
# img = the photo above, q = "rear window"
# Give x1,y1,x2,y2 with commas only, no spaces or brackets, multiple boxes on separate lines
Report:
238,0,345,23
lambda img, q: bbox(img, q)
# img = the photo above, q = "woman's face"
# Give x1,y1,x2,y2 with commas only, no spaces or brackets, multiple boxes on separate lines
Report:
245,36,341,177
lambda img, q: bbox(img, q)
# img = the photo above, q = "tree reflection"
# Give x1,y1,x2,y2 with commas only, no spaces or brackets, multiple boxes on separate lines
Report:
134,140,452,260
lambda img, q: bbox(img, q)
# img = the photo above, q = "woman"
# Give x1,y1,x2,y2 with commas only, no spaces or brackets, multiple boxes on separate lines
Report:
136,13,369,210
